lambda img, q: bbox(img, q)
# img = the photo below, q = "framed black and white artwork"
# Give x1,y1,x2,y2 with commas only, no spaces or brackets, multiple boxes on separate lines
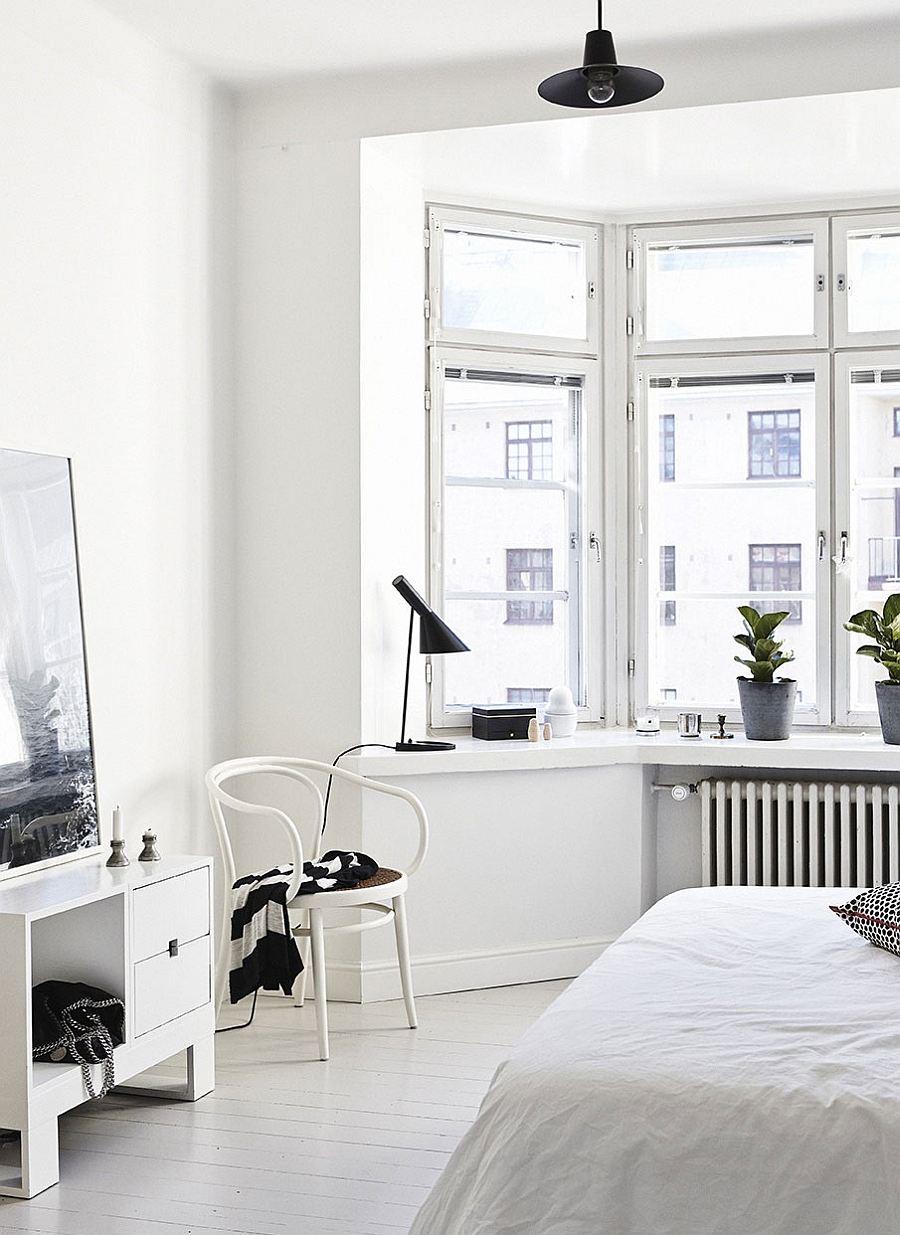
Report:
0,447,99,877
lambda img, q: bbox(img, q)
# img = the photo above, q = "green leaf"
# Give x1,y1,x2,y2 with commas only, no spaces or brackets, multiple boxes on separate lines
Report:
733,633,754,650
737,605,761,630
753,611,790,640
855,645,885,660
883,594,900,626
740,659,775,682
754,637,779,659
846,610,881,639
887,614,900,644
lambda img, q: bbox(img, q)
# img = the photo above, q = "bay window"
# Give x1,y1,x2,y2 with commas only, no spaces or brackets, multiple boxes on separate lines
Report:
633,209,900,729
423,202,900,733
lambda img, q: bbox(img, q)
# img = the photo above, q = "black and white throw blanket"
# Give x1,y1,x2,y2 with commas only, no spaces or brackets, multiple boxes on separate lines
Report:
229,850,379,1004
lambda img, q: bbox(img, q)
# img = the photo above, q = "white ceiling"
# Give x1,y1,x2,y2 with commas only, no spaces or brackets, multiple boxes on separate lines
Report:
374,88,900,217
86,1,900,220
90,0,900,84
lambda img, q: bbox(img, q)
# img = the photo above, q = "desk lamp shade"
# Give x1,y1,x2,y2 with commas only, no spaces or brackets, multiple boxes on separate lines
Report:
393,575,469,751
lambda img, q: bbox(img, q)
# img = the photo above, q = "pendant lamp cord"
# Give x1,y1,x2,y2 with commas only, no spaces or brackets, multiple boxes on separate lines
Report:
597,1,603,29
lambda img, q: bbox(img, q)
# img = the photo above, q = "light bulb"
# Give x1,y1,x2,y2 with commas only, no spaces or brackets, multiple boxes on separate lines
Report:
586,69,615,105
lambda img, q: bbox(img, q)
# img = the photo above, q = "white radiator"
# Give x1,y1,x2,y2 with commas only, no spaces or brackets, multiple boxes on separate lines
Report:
700,778,900,888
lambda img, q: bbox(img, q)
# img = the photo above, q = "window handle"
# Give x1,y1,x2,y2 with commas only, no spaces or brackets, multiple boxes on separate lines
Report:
840,530,848,565
817,531,826,561
589,532,602,563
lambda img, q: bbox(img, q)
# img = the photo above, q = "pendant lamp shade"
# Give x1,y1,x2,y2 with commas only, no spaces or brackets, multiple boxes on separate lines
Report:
538,3,663,110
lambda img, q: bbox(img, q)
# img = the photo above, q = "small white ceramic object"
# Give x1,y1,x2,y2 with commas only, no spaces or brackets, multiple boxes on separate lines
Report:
543,685,578,737
527,717,540,742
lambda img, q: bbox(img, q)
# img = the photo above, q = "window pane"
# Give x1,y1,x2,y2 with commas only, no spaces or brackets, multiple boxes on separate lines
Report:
645,236,815,342
846,367,900,711
645,371,817,709
846,231,900,335
441,371,581,708
441,227,587,340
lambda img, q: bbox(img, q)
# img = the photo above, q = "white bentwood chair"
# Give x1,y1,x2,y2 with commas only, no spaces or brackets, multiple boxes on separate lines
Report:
206,757,428,1060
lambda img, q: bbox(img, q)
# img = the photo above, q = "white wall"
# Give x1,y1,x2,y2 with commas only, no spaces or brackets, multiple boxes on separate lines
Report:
359,146,427,745
1,0,233,858
233,138,363,762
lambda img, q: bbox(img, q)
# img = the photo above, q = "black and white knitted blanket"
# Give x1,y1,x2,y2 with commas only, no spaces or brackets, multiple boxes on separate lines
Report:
229,850,379,1004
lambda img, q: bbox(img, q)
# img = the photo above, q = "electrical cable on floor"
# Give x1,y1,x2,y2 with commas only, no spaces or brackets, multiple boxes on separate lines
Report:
215,986,259,1033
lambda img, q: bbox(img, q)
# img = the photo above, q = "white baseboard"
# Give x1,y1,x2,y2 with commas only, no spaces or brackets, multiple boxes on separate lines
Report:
323,936,614,1004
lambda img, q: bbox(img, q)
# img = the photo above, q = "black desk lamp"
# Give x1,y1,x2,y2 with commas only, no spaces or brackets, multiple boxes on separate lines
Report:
393,575,469,752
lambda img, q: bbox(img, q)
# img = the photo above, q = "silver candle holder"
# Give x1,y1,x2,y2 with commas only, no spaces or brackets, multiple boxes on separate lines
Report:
138,830,161,862
106,838,129,867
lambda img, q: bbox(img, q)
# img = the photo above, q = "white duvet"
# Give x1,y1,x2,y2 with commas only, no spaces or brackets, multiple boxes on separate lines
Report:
410,886,900,1235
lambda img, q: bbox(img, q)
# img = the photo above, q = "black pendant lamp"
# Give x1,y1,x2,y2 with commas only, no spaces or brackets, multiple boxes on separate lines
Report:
538,2,663,110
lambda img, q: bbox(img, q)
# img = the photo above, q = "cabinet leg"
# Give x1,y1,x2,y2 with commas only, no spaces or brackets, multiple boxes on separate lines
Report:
185,1037,215,1100
21,1118,59,1198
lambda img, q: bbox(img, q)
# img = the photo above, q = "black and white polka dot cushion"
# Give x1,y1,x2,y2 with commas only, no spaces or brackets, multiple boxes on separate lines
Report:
831,882,900,956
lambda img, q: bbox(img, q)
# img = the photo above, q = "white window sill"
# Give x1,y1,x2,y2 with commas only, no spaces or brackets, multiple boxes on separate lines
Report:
347,727,900,778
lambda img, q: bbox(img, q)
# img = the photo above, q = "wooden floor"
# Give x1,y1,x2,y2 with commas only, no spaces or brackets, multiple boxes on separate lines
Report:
0,981,567,1234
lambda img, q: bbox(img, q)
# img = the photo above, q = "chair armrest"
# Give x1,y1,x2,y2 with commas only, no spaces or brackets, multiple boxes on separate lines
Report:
306,761,429,876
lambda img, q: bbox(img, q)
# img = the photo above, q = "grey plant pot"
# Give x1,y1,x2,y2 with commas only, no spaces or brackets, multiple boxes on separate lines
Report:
737,678,796,741
875,681,900,745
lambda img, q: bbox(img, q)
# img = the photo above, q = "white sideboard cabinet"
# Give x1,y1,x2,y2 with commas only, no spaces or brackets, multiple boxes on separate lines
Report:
0,854,215,1197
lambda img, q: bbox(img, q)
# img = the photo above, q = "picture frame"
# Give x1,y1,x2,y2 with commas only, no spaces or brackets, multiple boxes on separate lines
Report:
0,447,100,878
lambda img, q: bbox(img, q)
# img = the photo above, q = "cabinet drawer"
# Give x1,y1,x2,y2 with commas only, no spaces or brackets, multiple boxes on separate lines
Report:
132,868,210,962
133,935,211,1036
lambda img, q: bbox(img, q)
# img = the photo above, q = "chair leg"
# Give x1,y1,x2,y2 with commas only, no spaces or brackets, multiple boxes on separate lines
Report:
293,917,310,1007
309,908,329,1060
393,893,417,1028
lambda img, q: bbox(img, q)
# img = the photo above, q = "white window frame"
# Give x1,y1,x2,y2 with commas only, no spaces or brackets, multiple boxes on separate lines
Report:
428,345,602,731
631,217,830,357
632,351,832,728
832,349,900,728
832,211,900,350
427,205,600,356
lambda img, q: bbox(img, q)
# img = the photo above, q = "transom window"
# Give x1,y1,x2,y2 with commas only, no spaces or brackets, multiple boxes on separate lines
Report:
748,410,801,477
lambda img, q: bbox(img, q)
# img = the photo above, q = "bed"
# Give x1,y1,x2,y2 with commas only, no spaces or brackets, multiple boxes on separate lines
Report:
410,885,900,1235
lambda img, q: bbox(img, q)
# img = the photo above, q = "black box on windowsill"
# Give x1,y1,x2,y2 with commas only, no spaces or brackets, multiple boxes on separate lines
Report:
472,705,536,741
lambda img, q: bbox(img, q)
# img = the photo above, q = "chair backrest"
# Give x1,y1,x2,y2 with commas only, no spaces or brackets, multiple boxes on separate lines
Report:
205,756,429,1007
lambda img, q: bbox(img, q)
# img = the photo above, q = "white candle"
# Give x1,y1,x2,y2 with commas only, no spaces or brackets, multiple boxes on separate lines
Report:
112,807,123,843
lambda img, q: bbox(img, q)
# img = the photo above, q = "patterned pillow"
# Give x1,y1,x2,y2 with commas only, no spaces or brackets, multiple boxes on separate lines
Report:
831,882,900,956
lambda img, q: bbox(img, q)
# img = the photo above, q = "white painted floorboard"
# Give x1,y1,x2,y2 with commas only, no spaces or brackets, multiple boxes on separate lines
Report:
0,981,567,1235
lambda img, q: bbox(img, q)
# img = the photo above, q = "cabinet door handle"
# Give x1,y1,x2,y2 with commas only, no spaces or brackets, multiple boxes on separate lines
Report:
168,938,179,957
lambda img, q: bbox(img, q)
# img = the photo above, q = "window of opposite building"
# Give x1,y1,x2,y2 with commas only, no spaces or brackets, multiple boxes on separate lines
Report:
749,543,802,622
507,420,552,480
748,410,801,478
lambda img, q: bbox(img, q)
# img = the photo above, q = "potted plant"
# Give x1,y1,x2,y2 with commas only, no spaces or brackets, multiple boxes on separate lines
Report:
733,605,796,740
844,594,900,744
